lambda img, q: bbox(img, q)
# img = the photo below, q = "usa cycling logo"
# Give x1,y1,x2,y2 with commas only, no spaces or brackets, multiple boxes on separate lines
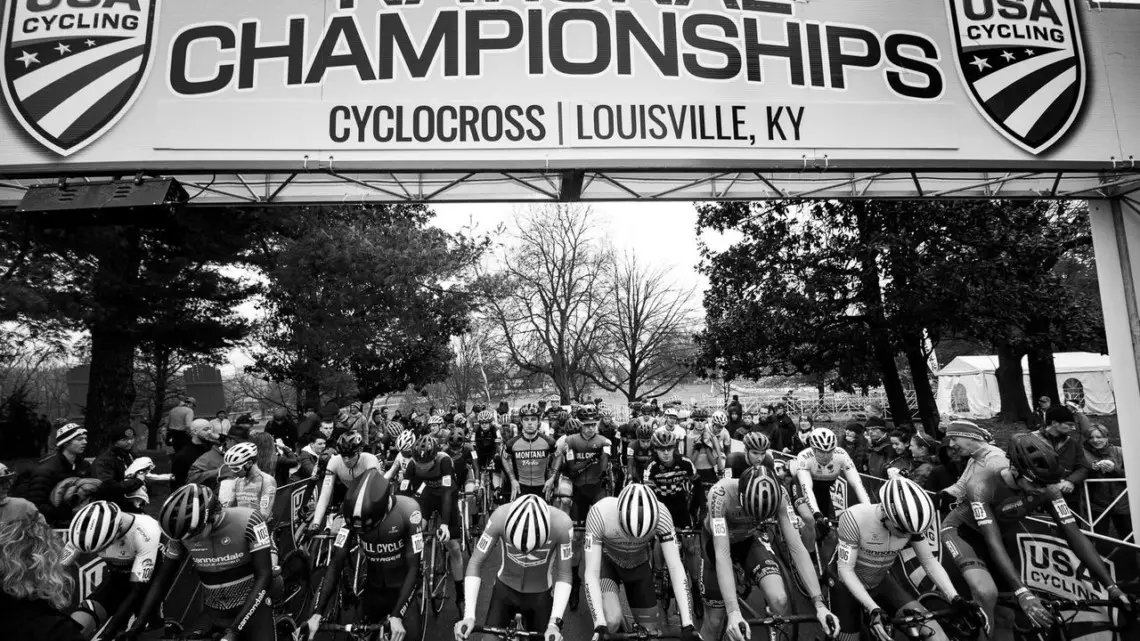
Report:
946,0,1086,154
1,0,160,156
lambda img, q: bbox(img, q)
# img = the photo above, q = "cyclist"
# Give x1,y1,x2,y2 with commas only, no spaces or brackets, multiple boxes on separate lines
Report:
306,469,421,641
643,428,702,609
308,431,383,534
472,410,502,500
445,429,481,526
219,442,277,521
455,494,574,641
401,435,467,612
137,484,274,641
727,433,776,479
583,484,698,641
688,413,729,510
833,478,987,641
663,408,686,447
63,501,163,639
625,423,655,490
428,415,450,442
378,421,406,463
940,432,1132,629
385,430,418,482
701,467,838,641
789,428,870,551
503,404,557,499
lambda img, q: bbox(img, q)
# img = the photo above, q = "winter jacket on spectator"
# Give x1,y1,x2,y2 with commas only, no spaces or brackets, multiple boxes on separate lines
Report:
1084,439,1127,516
296,445,325,480
865,437,893,478
885,452,914,479
91,445,144,508
171,441,210,487
187,446,232,489
908,453,938,489
789,428,814,455
0,591,84,641
927,446,963,494
1034,427,1091,488
842,427,868,472
265,416,299,448
773,414,796,446
25,453,92,526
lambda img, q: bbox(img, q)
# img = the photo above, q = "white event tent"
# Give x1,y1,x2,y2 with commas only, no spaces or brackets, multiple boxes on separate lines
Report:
935,352,1116,419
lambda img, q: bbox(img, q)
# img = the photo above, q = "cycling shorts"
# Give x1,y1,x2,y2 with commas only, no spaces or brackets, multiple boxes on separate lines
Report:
184,600,275,641
518,484,545,497
571,483,609,524
80,569,133,626
599,554,657,610
940,523,1012,589
831,568,920,633
699,533,782,609
661,496,692,530
790,479,835,517
416,491,461,539
485,580,553,632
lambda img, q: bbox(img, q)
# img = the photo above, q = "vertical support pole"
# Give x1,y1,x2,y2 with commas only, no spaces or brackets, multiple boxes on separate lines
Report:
1089,198,1140,535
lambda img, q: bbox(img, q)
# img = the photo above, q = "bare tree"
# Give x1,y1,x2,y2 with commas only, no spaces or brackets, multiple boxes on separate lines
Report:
481,204,610,404
586,251,697,402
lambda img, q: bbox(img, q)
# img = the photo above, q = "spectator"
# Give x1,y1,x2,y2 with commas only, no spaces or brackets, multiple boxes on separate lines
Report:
864,424,893,478
0,463,38,525
187,423,249,489
1036,405,1091,510
885,430,914,479
788,416,815,454
773,404,796,441
907,432,940,489
171,419,214,488
726,404,746,438
727,395,742,417
927,444,963,495
90,425,144,509
864,402,886,429
251,431,296,487
166,396,196,451
0,510,84,641
938,420,1008,509
209,410,232,438
25,423,91,527
842,422,868,471
262,408,296,450
296,432,329,480
1084,424,1130,540
295,408,320,443
1026,395,1051,431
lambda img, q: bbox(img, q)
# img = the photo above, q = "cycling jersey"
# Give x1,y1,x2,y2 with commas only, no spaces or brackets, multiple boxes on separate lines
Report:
688,429,729,470
585,496,676,569
704,476,784,544
504,433,556,486
164,507,271,610
473,424,498,459
335,496,423,589
64,513,163,583
445,444,478,487
789,447,856,482
402,451,456,496
625,440,654,480
561,434,612,486
385,452,412,482
222,469,277,521
471,502,574,593
726,451,775,478
644,457,697,499
835,503,914,590
326,452,383,484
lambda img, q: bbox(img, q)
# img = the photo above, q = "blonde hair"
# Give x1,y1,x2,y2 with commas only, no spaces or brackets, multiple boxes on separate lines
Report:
0,512,74,609
1089,424,1110,439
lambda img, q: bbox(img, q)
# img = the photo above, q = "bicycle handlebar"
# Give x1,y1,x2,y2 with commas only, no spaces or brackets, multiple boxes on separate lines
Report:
892,608,957,626
471,626,544,639
744,613,820,626
318,623,389,632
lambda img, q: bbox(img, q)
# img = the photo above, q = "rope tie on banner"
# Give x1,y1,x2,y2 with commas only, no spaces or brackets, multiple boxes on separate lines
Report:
302,155,310,171
328,156,335,173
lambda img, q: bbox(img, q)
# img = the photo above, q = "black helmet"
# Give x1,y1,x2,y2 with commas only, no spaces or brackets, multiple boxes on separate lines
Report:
342,469,392,531
1008,433,1065,484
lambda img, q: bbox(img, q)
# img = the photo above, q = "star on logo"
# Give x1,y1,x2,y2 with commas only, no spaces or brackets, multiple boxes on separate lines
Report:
54,43,71,56
1001,50,1016,62
85,39,96,47
16,50,39,68
969,55,991,72
1025,48,1036,56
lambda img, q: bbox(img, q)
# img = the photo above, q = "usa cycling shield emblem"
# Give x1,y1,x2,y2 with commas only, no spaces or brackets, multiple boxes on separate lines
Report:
945,0,1087,155
1,0,160,156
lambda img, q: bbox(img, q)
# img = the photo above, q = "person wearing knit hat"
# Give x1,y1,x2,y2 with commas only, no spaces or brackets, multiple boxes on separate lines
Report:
1035,405,1090,505
56,422,87,449
91,424,144,510
24,423,92,526
936,419,1009,511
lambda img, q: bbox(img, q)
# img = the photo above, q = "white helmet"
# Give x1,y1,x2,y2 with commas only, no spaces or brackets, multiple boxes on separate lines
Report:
224,442,259,469
710,411,728,427
617,484,660,539
880,478,935,536
69,501,121,553
124,456,156,477
806,428,837,452
504,494,551,554
663,408,679,418
396,430,417,453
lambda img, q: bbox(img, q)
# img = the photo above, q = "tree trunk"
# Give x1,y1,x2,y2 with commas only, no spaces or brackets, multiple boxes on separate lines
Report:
1025,317,1060,406
84,228,142,446
995,339,1031,423
147,346,170,449
902,329,939,432
854,202,911,426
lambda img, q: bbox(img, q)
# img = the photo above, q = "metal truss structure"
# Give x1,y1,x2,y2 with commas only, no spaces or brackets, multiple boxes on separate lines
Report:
4,165,1140,206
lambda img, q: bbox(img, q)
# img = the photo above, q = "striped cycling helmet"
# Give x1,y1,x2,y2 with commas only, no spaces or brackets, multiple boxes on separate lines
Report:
650,427,677,449
160,484,218,540
478,410,495,423
505,494,551,554
69,501,121,553
617,484,660,539
343,469,392,531
396,430,417,454
385,421,404,438
223,442,258,469
743,432,770,453
807,428,837,452
428,415,444,427
880,478,935,536
739,467,782,520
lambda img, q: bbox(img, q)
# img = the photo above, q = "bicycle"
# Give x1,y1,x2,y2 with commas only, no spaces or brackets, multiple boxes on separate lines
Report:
886,601,977,641
315,621,390,641
656,528,703,622
742,613,822,641
591,623,686,640
418,515,452,619
999,593,1136,641
472,613,544,640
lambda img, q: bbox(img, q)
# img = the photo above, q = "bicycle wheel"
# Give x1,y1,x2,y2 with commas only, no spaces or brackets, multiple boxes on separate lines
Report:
430,536,449,615
459,499,471,556
420,536,435,621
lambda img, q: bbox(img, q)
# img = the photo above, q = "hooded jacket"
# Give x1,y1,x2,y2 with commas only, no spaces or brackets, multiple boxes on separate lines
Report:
25,452,92,527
